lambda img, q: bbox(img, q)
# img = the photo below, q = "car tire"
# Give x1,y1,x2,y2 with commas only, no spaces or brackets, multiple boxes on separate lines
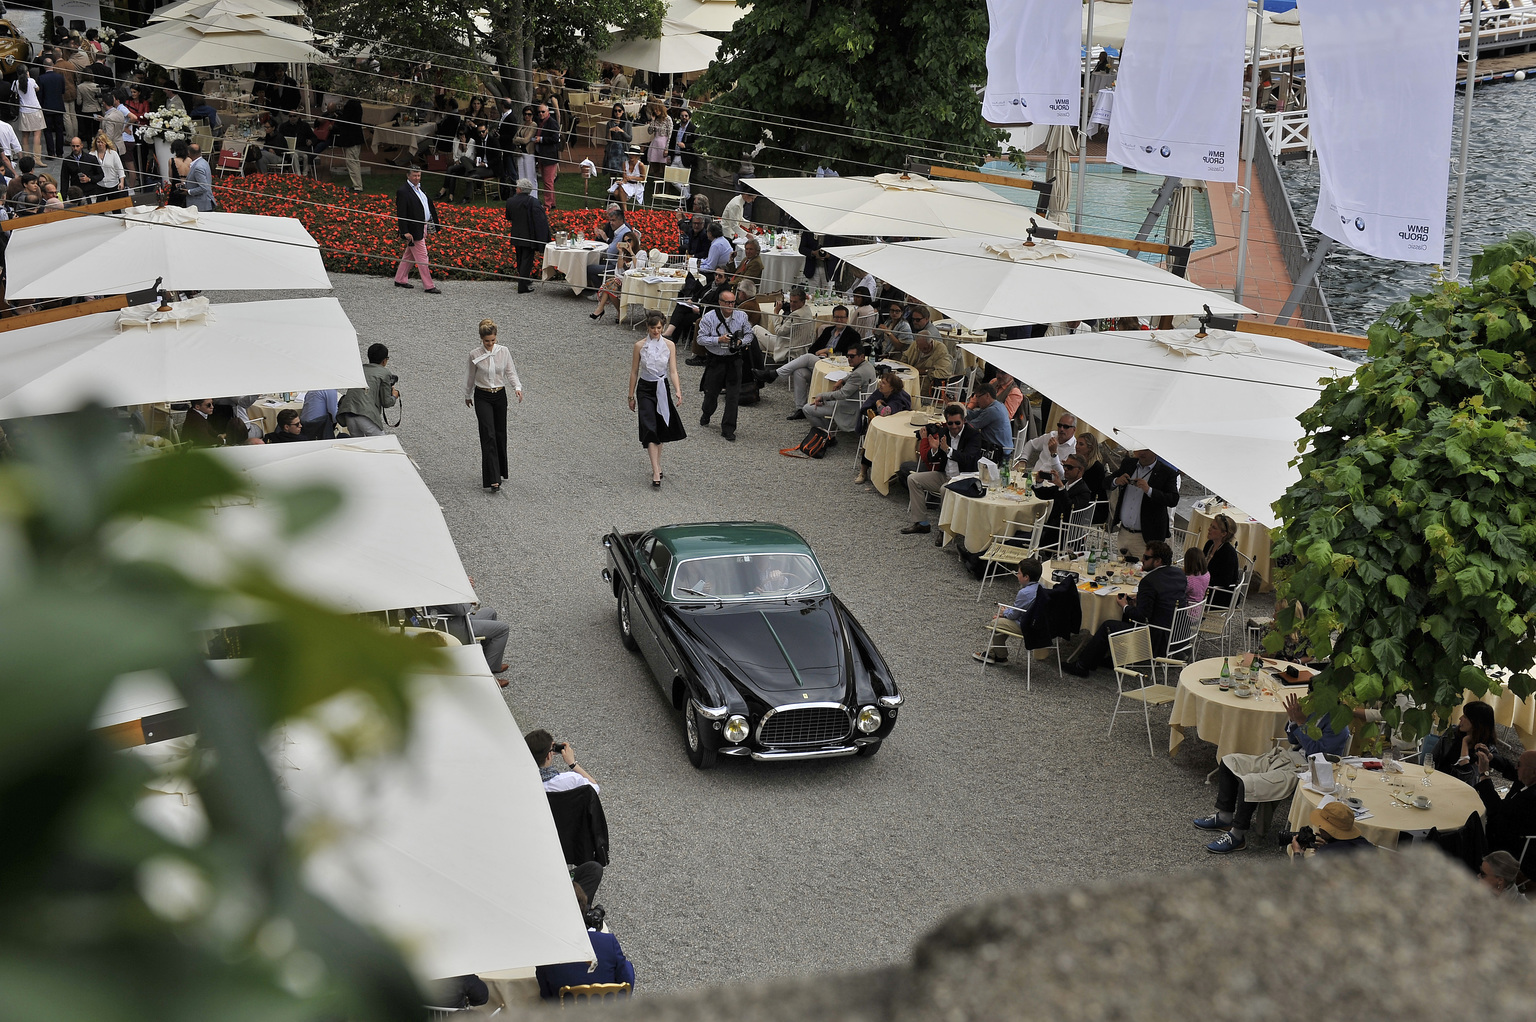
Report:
617,590,638,652
685,702,717,769
855,741,882,758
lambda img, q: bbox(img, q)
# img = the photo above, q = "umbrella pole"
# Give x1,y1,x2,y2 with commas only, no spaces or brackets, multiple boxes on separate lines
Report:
1074,0,1095,230
1448,0,1481,281
1233,5,1263,306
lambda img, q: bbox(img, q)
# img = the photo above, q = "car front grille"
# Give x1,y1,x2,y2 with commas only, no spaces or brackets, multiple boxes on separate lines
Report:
757,704,851,748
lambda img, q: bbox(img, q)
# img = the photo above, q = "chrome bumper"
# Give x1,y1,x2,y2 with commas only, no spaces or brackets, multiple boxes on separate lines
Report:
719,743,871,762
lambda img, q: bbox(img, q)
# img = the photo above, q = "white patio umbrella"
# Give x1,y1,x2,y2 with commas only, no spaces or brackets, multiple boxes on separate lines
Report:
960,328,1359,527
126,18,328,68
0,297,361,419
748,173,1049,242
667,0,748,32
103,644,596,982
7,205,330,300
1045,126,1076,221
823,237,1252,331
596,27,720,73
1164,180,1199,248
151,0,305,22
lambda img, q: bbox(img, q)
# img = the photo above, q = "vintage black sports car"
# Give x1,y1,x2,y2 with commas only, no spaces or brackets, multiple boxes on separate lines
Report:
602,522,902,767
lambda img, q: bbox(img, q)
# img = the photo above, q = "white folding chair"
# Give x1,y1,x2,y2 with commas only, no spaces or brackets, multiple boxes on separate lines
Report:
1053,502,1105,558
824,381,875,441
1149,598,1205,687
1197,570,1251,659
1168,525,1194,559
975,502,1052,601
1107,625,1176,755
978,600,1063,691
653,165,690,210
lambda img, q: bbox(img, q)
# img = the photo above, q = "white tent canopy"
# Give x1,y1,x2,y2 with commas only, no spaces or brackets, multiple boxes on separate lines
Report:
597,27,720,73
961,328,1358,527
107,644,595,981
0,297,361,419
747,173,1051,242
152,0,304,21
7,205,331,300
667,0,748,32
126,18,328,68
181,436,479,615
825,237,1252,331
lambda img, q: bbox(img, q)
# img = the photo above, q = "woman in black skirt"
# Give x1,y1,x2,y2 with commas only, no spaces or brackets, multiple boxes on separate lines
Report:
628,310,686,486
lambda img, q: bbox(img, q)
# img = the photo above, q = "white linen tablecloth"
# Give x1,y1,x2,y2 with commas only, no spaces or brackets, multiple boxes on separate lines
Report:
541,241,609,294
619,269,687,315
759,249,804,295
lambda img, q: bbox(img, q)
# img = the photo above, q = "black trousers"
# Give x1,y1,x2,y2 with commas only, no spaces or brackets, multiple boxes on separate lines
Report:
1214,763,1258,829
299,415,334,441
473,387,508,487
513,245,537,288
43,111,64,156
1072,618,1138,670
699,352,742,434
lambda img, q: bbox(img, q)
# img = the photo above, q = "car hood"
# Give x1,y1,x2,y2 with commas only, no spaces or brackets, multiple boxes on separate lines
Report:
677,600,848,700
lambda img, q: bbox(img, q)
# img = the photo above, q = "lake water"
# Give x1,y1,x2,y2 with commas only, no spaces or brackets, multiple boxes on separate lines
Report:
1279,77,1536,334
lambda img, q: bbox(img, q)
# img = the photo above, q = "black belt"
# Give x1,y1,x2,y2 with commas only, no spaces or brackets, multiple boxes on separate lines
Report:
1121,526,1142,533
476,386,504,393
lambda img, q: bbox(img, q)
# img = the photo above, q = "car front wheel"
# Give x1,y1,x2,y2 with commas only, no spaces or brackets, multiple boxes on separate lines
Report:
617,590,638,651
685,702,717,769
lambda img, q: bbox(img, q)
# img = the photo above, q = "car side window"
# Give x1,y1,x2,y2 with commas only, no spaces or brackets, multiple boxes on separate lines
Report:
646,543,672,585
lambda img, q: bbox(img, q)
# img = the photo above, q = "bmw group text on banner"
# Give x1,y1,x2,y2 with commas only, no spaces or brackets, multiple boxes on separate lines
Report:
982,0,1083,126
1105,0,1247,182
1298,0,1460,264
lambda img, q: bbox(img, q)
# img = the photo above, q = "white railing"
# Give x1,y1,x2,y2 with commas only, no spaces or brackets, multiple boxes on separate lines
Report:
1255,109,1313,158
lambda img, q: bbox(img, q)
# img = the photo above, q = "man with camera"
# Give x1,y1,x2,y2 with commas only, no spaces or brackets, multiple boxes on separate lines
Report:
901,403,984,536
1282,801,1374,858
337,343,398,437
1110,448,1181,560
802,338,876,437
586,206,633,291
525,729,605,900
696,289,752,442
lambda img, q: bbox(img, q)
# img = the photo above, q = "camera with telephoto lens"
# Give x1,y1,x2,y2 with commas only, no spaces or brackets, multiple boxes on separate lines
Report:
1282,826,1317,850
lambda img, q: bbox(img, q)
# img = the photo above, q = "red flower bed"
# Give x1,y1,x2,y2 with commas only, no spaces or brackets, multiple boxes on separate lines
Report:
212,174,682,281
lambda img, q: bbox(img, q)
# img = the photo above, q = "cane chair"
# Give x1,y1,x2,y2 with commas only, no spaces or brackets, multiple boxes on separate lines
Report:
558,983,631,1007
975,502,1052,601
1108,624,1176,755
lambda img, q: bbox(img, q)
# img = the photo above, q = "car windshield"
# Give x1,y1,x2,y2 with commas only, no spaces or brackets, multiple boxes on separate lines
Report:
671,553,825,601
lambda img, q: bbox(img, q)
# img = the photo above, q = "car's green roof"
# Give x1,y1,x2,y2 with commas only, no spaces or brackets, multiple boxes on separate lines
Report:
650,522,815,561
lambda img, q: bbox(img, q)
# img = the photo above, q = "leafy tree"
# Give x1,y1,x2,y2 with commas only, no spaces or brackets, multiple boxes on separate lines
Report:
0,411,445,1020
1273,232,1536,742
693,0,1006,176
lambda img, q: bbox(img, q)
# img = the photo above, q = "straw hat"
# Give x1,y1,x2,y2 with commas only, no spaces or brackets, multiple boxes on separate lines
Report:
910,412,931,427
1309,801,1362,842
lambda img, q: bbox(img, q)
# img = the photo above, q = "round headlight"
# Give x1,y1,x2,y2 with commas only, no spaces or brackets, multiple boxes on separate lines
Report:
723,715,749,744
856,706,882,733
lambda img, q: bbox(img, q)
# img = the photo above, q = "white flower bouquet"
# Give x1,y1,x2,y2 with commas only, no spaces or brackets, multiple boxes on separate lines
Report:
137,106,195,143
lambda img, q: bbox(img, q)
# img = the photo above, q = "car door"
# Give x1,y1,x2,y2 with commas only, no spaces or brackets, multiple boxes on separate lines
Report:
631,537,670,683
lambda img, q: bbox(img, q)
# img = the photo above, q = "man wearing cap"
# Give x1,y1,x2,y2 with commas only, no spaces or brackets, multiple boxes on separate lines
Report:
1110,448,1181,560
1194,691,1351,855
1288,802,1374,857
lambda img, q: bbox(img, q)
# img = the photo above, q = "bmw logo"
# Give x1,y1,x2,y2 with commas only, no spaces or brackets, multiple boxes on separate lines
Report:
1142,145,1154,154
1012,98,1022,106
1160,146,1171,158
1354,217,1366,231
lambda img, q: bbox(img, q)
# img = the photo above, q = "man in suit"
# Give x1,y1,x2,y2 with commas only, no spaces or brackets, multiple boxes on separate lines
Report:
60,136,102,201
759,305,864,416
393,169,441,293
185,142,213,211
504,177,550,292
1035,452,1095,553
335,96,365,192
901,403,985,536
533,101,561,212
262,409,307,444
37,59,67,157
666,106,697,201
1064,540,1188,674
1477,750,1536,864
181,398,223,446
802,336,875,437
1110,448,1182,559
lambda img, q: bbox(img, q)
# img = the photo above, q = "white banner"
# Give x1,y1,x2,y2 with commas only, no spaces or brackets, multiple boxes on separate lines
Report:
1300,0,1460,263
1105,0,1247,181
982,0,1082,126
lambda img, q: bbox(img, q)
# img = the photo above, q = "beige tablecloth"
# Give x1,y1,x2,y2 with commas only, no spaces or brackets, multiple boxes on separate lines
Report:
809,357,918,399
1041,558,1137,633
939,487,1050,554
359,102,399,126
250,397,302,435
865,410,923,495
1169,657,1310,760
541,241,609,294
1190,501,1273,586
370,120,439,154
619,269,687,314
1287,765,1484,850
934,319,988,366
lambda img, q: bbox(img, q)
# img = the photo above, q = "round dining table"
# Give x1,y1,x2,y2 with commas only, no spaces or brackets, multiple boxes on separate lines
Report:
1040,558,1139,633
540,240,609,294
759,247,804,295
1169,656,1311,760
619,267,687,315
370,119,439,155
808,357,919,400
1189,498,1273,587
863,410,924,495
1287,764,1484,850
250,395,304,435
939,485,1049,554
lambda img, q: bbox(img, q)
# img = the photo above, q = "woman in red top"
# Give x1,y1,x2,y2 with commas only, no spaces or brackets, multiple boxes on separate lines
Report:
126,84,151,186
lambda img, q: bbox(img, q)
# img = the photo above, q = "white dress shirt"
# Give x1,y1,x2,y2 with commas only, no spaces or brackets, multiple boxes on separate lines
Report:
543,770,599,795
465,343,522,401
409,181,433,224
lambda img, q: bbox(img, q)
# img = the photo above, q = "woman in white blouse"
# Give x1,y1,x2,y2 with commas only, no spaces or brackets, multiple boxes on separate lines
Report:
93,132,125,201
13,66,43,158
627,310,686,486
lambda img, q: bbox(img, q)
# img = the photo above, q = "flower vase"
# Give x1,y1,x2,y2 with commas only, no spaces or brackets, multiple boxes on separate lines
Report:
154,139,172,184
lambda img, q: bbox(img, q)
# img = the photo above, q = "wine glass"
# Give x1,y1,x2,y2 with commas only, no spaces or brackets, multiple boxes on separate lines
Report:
1422,758,1435,788
1344,764,1358,795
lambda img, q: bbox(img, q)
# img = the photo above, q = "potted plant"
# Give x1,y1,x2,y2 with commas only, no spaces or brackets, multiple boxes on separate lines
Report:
136,106,195,184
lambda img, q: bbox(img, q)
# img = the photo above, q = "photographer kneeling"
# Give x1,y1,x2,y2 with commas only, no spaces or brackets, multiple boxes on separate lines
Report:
337,342,398,437
1282,800,1375,859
